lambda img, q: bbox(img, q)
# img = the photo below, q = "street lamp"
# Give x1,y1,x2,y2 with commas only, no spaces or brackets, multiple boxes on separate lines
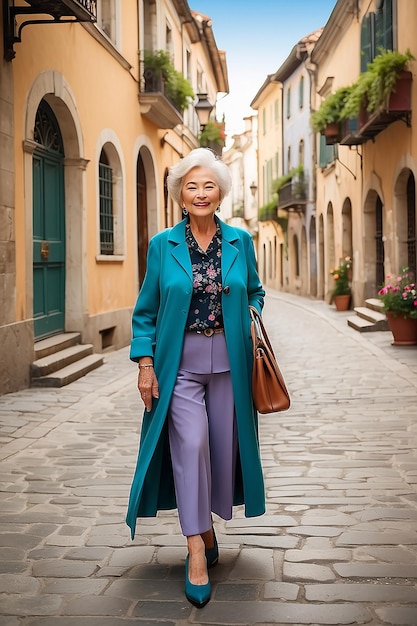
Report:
195,93,213,130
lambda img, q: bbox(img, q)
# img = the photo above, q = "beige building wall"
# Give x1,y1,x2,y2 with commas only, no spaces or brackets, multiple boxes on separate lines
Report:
251,79,286,291
312,0,416,306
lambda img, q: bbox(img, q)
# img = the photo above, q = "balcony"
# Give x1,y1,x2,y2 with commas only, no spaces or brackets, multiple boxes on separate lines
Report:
4,0,97,60
139,68,184,129
340,71,412,146
277,175,308,213
24,0,97,20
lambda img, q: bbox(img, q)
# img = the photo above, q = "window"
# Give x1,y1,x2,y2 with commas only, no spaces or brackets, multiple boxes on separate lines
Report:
361,0,393,71
298,139,304,167
262,109,266,135
97,137,125,259
287,146,291,172
299,75,304,109
166,20,173,56
99,149,114,255
274,99,279,125
319,135,337,168
286,87,291,118
267,159,273,201
97,0,117,43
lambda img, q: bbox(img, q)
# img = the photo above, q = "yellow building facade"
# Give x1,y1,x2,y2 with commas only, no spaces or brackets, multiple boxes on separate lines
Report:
0,0,228,393
251,76,286,291
312,0,416,305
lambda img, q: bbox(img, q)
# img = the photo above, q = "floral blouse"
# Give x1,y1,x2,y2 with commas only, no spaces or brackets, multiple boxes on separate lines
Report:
185,220,224,331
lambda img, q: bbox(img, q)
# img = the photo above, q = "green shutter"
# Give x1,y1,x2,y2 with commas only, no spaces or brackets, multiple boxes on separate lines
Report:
360,13,374,72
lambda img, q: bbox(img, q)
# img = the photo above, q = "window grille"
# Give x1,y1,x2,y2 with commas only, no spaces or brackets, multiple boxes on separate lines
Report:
99,161,114,254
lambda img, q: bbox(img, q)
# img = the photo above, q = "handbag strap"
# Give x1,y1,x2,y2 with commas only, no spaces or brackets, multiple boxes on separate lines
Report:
249,305,276,356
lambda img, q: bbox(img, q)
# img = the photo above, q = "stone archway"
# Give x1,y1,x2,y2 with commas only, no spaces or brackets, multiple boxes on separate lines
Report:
394,168,416,276
309,216,317,297
326,202,335,300
135,144,158,288
363,189,384,299
25,71,86,335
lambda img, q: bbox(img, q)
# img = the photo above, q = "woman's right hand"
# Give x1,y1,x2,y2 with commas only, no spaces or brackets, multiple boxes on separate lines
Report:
137,363,159,412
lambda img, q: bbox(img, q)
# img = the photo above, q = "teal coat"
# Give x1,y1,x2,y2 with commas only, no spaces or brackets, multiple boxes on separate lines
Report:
126,218,265,538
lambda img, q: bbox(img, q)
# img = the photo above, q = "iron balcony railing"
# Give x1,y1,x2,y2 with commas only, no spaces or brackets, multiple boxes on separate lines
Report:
24,0,97,19
278,175,308,212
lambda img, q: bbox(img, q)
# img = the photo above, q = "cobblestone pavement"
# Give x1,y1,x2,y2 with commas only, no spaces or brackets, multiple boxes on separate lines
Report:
0,291,416,626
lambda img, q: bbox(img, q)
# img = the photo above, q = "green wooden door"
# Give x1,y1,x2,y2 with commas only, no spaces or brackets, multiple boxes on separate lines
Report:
32,101,65,339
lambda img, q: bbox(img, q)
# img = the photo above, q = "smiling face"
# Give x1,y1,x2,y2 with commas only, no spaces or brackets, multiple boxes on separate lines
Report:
181,167,221,220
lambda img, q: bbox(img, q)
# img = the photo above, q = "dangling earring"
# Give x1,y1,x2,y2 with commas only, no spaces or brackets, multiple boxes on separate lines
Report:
182,207,188,216
216,206,221,213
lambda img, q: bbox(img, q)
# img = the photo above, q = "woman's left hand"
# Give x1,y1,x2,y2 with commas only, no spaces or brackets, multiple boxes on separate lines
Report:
137,365,159,412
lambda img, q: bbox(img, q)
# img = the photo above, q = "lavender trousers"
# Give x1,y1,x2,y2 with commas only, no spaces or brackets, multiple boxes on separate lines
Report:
168,331,238,537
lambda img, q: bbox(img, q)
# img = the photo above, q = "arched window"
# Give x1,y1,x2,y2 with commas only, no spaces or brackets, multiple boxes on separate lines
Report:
97,139,124,258
99,149,114,255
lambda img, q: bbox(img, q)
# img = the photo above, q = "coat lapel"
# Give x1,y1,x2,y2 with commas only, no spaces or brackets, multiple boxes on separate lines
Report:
169,220,192,281
219,220,239,281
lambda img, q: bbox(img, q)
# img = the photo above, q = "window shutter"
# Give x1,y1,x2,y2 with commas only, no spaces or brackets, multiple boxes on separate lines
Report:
360,13,374,72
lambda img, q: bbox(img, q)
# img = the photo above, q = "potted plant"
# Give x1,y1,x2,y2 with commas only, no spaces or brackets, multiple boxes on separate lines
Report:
142,50,194,112
343,48,414,120
330,257,352,311
377,266,417,345
199,119,225,155
311,87,352,143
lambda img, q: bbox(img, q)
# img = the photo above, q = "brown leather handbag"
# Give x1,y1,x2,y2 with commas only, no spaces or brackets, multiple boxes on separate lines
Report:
249,306,290,414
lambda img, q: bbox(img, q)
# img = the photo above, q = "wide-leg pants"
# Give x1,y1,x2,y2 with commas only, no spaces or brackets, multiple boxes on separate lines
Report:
168,331,238,537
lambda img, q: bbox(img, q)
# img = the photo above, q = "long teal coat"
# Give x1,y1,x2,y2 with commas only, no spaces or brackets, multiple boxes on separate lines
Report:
126,217,266,538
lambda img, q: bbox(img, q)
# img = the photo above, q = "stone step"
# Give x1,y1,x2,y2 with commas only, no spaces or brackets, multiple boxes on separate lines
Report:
34,332,81,360
31,343,95,378
347,316,377,332
353,306,389,328
365,297,385,313
31,354,104,388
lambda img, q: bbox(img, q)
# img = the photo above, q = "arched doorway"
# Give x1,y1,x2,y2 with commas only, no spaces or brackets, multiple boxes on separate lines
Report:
309,216,317,297
318,213,324,299
394,169,416,277
136,153,148,286
363,189,384,298
136,146,158,288
341,198,353,260
326,203,335,300
32,100,65,338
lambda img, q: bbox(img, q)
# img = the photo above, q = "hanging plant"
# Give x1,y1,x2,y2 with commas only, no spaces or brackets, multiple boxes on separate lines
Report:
142,50,194,112
311,87,353,133
199,120,226,147
343,48,414,118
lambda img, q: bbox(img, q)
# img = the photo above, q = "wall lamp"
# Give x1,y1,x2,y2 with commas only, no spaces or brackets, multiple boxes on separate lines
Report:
195,93,213,130
249,181,258,197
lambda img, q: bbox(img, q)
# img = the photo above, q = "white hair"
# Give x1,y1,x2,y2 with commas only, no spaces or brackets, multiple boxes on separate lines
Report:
167,148,232,206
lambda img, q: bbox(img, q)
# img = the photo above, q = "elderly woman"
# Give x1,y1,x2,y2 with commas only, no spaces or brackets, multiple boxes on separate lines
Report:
126,148,265,607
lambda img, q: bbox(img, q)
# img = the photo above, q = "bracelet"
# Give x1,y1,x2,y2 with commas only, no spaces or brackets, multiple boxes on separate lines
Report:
138,363,154,369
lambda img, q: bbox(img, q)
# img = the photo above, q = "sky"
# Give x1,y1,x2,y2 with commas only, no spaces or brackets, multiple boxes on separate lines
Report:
191,0,337,139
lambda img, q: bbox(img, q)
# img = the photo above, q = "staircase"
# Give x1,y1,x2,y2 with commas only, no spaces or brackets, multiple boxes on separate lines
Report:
31,333,104,387
347,298,389,333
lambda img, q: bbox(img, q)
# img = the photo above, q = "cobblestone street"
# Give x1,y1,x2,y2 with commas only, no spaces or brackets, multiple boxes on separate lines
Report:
0,291,416,625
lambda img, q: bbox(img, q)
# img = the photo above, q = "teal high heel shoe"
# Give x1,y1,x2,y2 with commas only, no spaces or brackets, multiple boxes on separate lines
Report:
205,526,219,568
185,554,211,608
